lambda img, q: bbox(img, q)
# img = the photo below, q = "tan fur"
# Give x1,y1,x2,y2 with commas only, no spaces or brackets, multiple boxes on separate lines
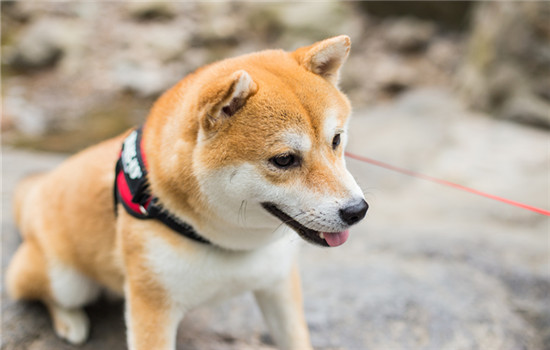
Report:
7,36,363,350
6,238,50,301
9,136,127,298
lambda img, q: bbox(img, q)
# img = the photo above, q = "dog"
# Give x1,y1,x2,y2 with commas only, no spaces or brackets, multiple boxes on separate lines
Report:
6,35,368,350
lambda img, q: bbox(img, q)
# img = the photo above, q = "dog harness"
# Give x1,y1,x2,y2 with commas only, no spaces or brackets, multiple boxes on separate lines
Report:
113,126,211,245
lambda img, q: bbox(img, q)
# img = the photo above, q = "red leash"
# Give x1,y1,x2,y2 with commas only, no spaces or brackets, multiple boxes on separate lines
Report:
345,152,550,217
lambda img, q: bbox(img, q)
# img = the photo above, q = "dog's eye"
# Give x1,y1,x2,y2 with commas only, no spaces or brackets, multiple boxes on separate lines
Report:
270,154,299,169
332,134,341,150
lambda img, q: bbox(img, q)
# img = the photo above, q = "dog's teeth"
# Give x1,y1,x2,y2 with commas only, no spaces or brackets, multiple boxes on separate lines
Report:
319,232,325,239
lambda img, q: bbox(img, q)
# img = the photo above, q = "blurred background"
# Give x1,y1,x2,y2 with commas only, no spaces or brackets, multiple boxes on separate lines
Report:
2,2,549,350
2,1,548,152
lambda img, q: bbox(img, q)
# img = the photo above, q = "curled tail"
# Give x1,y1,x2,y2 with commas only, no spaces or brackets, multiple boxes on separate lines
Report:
13,173,46,234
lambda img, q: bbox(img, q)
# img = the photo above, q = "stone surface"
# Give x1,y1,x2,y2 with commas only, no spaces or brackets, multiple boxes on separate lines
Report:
359,2,473,30
383,18,436,53
2,88,548,349
457,2,550,128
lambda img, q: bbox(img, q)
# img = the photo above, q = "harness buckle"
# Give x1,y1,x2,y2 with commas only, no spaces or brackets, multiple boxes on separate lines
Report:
139,205,148,215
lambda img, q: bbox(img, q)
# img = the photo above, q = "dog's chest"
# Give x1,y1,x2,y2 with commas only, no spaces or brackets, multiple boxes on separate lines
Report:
143,232,300,309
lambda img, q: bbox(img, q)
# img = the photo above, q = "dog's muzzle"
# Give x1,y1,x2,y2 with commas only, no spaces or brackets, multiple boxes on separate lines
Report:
261,200,368,247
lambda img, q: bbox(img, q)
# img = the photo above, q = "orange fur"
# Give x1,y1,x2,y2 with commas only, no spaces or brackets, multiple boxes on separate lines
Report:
7,36,362,350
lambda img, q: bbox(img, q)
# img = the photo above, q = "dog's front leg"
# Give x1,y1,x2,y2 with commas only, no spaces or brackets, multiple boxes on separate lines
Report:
125,280,181,350
254,264,313,350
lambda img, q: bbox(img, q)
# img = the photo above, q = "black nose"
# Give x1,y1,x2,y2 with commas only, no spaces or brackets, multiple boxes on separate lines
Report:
339,199,368,226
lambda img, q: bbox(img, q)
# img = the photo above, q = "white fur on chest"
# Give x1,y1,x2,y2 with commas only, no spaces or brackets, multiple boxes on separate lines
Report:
144,228,301,311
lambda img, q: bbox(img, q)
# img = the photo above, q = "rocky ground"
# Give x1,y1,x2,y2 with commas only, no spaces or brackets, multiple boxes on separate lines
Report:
2,88,548,350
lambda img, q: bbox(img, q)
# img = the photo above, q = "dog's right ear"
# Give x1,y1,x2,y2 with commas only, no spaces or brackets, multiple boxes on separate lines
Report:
293,35,351,85
199,70,257,133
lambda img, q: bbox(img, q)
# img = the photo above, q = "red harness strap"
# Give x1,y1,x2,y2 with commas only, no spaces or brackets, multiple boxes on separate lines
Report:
115,171,152,216
113,126,211,244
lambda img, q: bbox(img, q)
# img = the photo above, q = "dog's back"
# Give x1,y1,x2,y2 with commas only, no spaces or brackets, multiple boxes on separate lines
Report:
13,172,45,234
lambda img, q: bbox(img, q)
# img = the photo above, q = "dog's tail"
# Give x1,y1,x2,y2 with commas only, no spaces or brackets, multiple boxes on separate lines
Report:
13,173,46,235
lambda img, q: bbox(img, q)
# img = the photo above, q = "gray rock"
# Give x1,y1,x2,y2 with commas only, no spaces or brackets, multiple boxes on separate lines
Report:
371,58,417,95
112,60,172,98
457,2,550,128
244,2,356,47
125,1,178,22
501,92,550,128
8,18,85,71
383,18,436,53
3,86,48,136
359,2,473,30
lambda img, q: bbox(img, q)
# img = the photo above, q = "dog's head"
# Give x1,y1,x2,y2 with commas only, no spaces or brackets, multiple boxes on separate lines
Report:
152,36,367,249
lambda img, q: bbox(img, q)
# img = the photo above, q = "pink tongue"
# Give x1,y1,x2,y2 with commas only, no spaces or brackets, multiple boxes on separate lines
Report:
322,230,350,247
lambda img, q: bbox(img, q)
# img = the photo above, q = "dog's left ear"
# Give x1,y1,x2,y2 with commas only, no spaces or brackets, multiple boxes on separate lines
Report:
200,70,257,132
293,35,351,85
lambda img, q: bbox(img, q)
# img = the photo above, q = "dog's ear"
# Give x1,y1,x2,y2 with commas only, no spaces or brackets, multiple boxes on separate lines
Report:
293,35,351,85
200,70,257,132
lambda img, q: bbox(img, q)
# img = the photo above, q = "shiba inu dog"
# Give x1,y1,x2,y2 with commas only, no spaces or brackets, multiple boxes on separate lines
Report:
6,35,368,350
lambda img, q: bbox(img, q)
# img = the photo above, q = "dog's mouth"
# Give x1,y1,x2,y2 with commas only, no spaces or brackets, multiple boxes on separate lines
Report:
261,203,349,247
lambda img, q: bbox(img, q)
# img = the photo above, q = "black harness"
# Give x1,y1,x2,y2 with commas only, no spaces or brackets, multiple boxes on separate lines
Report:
113,126,211,245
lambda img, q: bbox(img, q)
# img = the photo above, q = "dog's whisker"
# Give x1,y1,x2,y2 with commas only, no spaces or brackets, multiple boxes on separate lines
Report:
270,221,287,235
238,200,248,226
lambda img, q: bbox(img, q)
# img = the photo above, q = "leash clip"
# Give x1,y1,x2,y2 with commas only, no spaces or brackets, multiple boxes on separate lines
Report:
139,205,148,215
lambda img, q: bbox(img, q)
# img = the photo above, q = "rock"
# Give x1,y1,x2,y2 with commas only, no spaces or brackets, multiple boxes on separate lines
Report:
8,18,85,71
372,58,417,95
457,2,550,129
3,86,48,136
112,60,168,98
275,2,354,40
192,2,243,47
383,18,436,53
501,92,550,128
126,1,178,22
9,19,63,70
245,2,356,46
121,24,189,63
359,1,473,30
427,38,461,70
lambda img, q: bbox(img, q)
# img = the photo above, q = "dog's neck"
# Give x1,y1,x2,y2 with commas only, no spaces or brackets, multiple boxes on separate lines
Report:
140,89,286,250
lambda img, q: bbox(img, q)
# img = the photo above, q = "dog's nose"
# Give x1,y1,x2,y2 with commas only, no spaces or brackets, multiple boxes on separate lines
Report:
339,199,368,226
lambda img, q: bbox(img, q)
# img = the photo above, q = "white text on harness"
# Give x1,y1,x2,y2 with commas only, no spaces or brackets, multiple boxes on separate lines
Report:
122,131,143,180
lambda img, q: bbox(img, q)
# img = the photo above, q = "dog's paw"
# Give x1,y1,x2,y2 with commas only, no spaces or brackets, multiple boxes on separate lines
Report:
49,306,90,345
